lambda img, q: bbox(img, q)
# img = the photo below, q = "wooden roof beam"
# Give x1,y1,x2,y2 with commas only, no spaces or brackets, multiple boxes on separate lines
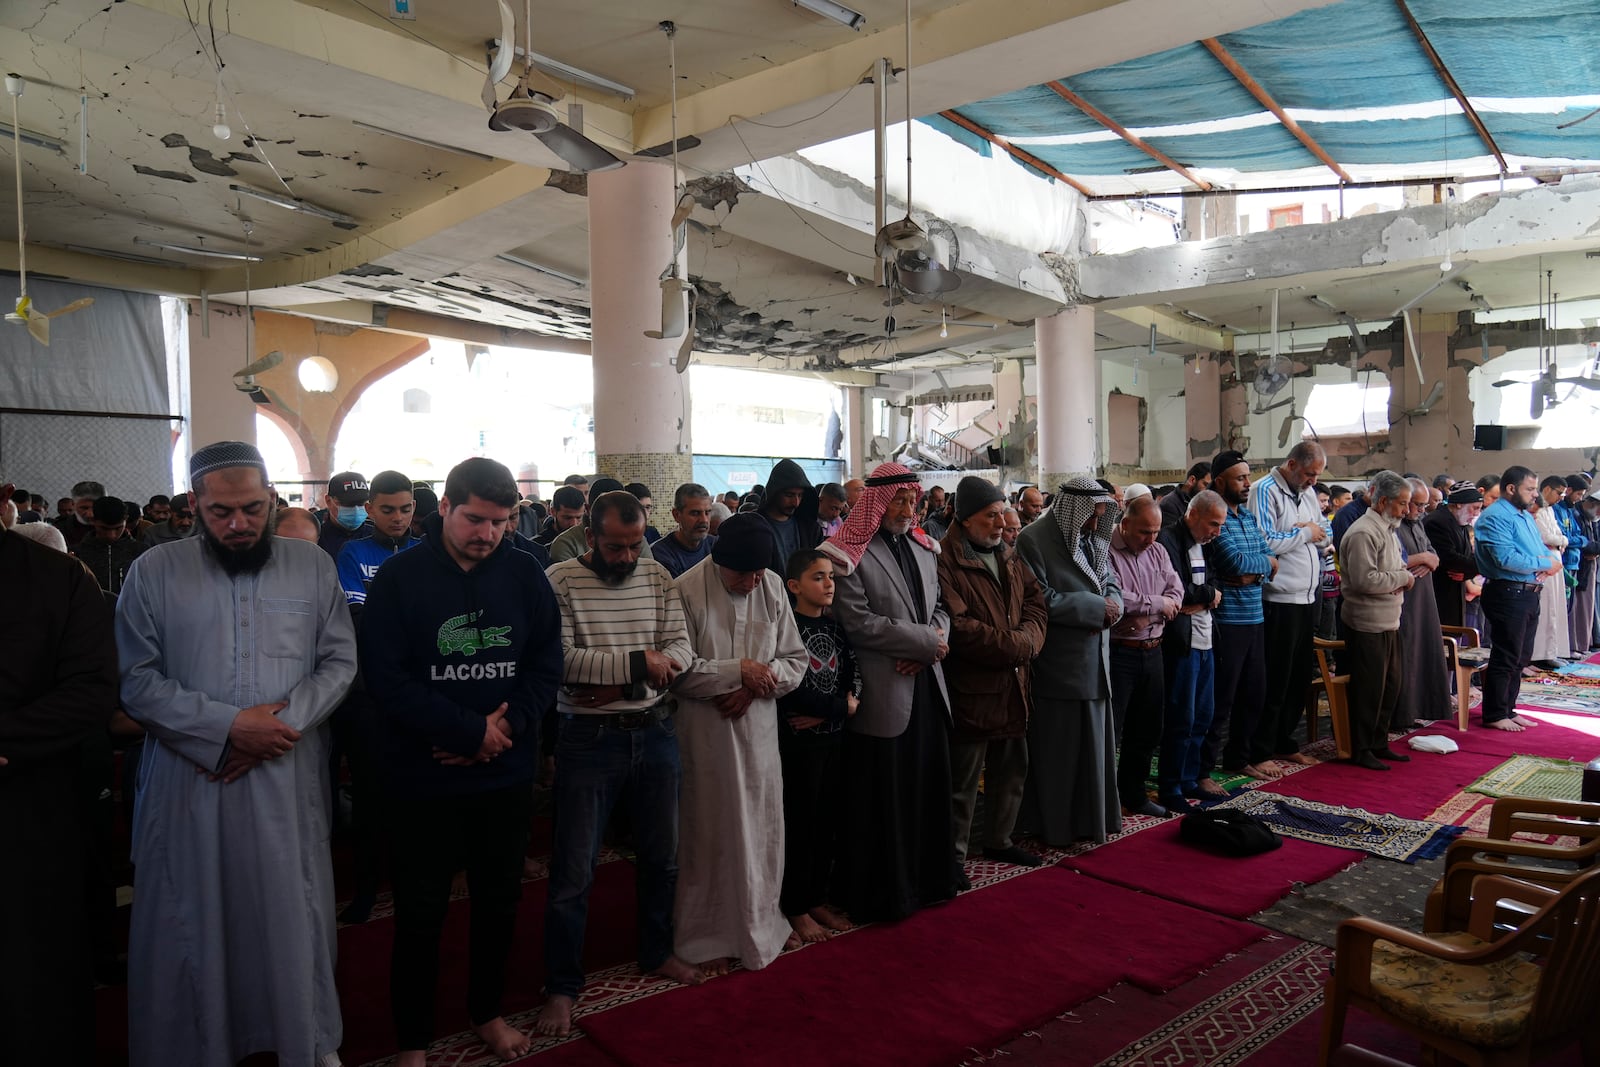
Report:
1199,37,1353,184
1394,0,1508,176
1044,81,1213,191
937,110,1097,197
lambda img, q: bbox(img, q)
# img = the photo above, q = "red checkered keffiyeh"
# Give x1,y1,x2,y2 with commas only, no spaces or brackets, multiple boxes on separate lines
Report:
819,461,937,574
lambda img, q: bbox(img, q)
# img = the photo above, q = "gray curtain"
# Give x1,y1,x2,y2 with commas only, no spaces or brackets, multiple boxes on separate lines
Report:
0,276,174,499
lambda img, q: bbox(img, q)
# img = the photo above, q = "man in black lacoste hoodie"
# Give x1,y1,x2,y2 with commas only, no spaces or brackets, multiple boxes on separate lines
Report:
359,457,561,1066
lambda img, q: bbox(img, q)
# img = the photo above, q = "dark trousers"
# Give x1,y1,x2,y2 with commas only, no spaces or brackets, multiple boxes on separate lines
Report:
1343,627,1401,753
545,713,680,998
331,692,382,906
389,784,533,1051
1110,645,1166,809
1257,601,1316,761
1481,580,1540,724
950,735,1029,860
1202,622,1266,776
779,728,844,914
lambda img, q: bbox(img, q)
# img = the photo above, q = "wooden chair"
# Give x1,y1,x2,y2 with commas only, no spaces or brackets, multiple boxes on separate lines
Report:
1443,624,1488,732
1423,796,1600,933
1312,638,1351,760
1319,866,1600,1067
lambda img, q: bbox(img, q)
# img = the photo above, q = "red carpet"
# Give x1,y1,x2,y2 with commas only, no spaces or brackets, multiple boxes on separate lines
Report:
575,866,1263,1067
1450,711,1600,759
1257,746,1509,819
1061,819,1358,918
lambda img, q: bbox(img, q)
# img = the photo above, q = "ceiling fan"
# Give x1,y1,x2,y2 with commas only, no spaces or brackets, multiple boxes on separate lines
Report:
639,21,697,374
228,220,282,404
873,0,961,309
4,74,93,346
482,1,625,173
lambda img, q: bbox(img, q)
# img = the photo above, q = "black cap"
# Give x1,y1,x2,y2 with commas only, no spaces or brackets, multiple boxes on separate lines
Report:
954,475,1006,520
710,514,775,572
328,472,370,504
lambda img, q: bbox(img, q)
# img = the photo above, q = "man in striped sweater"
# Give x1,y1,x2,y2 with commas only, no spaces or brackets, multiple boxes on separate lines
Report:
536,491,701,1039
1197,451,1279,793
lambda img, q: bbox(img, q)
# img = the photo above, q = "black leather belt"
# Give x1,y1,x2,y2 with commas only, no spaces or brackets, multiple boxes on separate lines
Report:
562,703,671,730
1487,579,1541,593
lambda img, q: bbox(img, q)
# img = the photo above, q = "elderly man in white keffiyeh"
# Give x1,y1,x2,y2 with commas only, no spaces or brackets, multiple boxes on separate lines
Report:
1014,476,1125,846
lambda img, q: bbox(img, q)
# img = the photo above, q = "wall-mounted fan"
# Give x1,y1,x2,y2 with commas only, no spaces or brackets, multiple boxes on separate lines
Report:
483,1,624,173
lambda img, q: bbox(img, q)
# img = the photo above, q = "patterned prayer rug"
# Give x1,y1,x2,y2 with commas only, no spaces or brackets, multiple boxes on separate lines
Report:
1251,856,1444,948
1213,791,1464,863
1555,662,1600,679
1515,681,1600,715
1091,941,1331,1067
1465,754,1585,801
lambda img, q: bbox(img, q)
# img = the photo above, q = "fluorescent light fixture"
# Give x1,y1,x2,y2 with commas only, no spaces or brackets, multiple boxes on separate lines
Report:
133,237,263,262
793,0,866,30
64,243,178,267
0,120,66,153
496,253,586,287
228,184,358,227
490,42,636,99
350,120,495,161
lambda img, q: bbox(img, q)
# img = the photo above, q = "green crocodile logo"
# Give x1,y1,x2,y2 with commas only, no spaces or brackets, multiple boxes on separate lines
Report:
437,610,512,656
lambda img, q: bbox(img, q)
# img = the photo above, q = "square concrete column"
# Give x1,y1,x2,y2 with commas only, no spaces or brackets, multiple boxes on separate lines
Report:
588,161,694,490
1185,353,1223,465
842,385,867,477
188,302,259,455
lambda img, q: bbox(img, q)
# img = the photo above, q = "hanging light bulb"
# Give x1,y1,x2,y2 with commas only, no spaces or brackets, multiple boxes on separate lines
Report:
939,307,948,339
212,99,231,141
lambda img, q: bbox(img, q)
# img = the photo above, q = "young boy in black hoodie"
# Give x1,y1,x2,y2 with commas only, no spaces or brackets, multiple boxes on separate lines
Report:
778,549,860,942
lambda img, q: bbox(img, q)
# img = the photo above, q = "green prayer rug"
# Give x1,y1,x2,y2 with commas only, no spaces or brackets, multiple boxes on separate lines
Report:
1465,754,1585,801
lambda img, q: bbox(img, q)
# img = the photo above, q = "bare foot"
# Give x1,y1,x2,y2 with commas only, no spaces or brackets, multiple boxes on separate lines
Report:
1242,763,1282,781
533,994,574,1038
1279,752,1318,766
522,856,546,880
784,931,803,951
697,956,734,977
1197,779,1228,798
788,913,828,943
1512,714,1540,728
474,1016,531,1061
809,904,851,932
394,1052,426,1067
649,955,707,986
1486,718,1526,732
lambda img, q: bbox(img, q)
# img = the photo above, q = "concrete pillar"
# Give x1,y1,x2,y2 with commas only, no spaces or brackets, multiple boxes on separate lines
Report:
187,302,258,458
1391,312,1453,476
588,162,694,490
1185,352,1223,465
1035,307,1099,487
842,386,867,477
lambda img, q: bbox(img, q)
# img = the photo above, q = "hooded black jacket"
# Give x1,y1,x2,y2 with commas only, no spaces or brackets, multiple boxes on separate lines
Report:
757,458,822,575
358,522,561,796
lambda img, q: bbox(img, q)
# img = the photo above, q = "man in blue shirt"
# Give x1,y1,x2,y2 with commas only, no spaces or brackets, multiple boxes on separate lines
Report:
1474,465,1562,732
650,483,719,579
1198,450,1278,791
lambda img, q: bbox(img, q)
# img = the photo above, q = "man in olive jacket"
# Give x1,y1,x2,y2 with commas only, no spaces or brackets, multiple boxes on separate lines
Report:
938,477,1048,869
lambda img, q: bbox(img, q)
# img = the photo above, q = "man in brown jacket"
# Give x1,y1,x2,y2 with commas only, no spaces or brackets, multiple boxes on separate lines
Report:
1338,471,1416,771
939,476,1048,869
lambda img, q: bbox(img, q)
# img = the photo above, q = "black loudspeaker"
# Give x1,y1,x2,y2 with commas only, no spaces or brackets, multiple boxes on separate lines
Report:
1473,424,1507,451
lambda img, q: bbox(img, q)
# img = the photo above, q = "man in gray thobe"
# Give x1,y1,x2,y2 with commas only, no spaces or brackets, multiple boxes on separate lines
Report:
115,441,356,1067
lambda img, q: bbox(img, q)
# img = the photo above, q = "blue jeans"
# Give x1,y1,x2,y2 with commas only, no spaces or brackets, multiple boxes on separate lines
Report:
543,713,680,998
1160,647,1215,804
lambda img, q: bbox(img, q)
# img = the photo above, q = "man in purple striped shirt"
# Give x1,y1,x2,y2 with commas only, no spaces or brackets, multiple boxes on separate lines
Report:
1108,496,1184,817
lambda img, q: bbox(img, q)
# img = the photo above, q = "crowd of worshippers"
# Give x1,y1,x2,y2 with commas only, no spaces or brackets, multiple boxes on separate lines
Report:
4,439,1600,1067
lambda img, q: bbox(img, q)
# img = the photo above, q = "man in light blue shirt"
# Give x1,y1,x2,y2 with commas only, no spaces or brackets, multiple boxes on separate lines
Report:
1473,465,1561,731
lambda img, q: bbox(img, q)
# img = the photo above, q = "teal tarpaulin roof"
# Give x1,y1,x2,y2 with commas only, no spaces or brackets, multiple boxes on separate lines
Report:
925,0,1600,188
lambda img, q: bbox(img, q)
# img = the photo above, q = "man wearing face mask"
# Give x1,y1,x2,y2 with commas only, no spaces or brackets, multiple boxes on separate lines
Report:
318,471,372,560
1424,481,1482,629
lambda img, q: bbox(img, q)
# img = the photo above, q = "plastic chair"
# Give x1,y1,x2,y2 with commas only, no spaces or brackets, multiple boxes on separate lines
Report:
1423,796,1600,933
1319,866,1600,1067
1312,637,1352,760
1443,624,1488,732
